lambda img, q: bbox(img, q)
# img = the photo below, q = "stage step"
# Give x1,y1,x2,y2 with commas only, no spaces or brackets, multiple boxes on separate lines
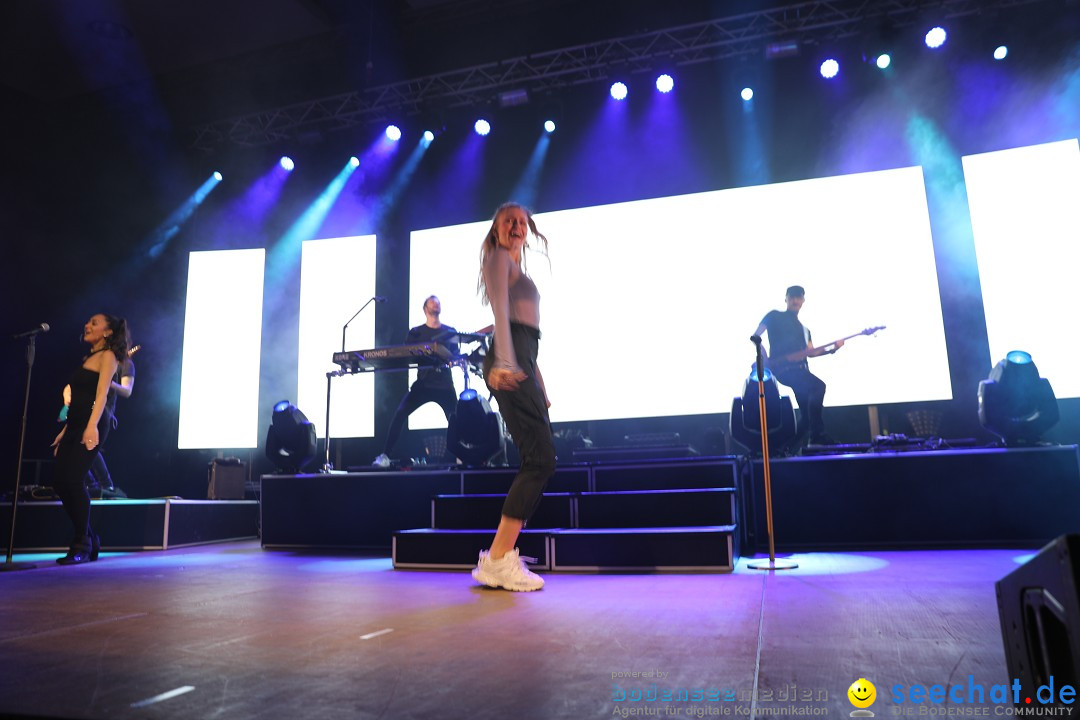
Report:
461,466,589,494
392,526,736,572
551,527,736,572
592,457,739,491
577,488,735,528
432,493,574,529
393,528,551,570
431,488,736,530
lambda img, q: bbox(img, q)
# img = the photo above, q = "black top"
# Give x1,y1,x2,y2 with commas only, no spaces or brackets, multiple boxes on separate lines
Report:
64,364,111,447
105,357,135,418
760,310,811,369
406,324,459,388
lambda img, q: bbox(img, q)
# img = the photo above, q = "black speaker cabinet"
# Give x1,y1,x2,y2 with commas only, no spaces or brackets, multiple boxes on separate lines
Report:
996,534,1080,707
208,458,246,499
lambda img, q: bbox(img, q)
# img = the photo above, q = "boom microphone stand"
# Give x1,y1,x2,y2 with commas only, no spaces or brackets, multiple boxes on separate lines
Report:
321,297,384,473
746,335,797,572
3,333,41,571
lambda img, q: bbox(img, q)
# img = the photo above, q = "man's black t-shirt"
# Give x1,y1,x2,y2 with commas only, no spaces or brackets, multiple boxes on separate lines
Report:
105,357,135,419
406,324,458,388
760,310,810,368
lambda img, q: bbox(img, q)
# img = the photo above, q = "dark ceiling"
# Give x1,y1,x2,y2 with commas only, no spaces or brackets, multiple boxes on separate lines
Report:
0,0,746,119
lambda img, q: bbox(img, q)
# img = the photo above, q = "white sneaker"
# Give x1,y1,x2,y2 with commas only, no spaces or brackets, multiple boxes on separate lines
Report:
372,453,391,469
471,548,545,592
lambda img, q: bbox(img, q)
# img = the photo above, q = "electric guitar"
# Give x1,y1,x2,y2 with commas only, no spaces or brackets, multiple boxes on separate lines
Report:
767,326,885,371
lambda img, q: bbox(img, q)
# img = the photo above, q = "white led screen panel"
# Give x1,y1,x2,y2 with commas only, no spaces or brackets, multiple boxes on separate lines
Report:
178,249,265,448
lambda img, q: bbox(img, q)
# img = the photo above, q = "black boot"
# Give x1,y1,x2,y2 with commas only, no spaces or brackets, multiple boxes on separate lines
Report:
56,537,93,565
90,532,101,561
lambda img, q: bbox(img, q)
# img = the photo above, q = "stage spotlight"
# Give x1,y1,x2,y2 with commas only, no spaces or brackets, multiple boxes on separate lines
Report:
385,125,401,141
925,26,947,49
446,389,506,467
655,74,674,93
279,156,294,172
994,45,1009,60
820,58,840,79
423,130,435,142
978,351,1059,446
729,366,798,454
544,120,556,133
474,118,491,136
265,400,317,473
213,171,223,181
740,87,754,101
875,53,891,69
349,156,360,168
610,81,628,101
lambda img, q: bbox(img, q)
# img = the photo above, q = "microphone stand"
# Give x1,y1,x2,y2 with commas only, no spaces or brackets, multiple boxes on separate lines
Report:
746,335,797,572
2,334,40,571
321,298,380,473
342,297,379,353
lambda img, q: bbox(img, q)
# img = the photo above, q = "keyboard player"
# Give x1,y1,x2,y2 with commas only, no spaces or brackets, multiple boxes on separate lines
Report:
372,295,459,468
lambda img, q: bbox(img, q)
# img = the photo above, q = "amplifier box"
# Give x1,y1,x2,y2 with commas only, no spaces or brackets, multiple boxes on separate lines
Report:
208,458,246,500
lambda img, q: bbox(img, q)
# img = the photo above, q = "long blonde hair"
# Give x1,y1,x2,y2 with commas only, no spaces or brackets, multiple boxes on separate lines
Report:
477,202,549,305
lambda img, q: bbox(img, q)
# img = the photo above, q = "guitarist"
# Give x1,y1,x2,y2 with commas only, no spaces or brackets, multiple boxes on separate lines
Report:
754,285,843,445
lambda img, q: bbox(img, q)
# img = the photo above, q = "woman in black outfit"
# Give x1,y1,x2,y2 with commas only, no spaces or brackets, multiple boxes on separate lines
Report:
50,313,130,564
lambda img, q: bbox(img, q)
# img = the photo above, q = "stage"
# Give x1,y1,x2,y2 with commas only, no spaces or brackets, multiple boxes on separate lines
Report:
0,445,1076,718
0,541,1032,719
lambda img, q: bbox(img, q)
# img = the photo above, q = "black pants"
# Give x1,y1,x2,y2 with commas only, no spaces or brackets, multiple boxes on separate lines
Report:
86,452,114,490
383,384,457,455
53,440,99,548
484,323,556,521
773,365,827,441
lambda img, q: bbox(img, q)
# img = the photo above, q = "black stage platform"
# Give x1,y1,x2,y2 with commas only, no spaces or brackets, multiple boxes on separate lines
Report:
0,498,260,551
260,445,1080,564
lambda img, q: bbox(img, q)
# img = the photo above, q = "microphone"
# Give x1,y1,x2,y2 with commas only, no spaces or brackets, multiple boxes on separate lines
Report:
750,335,762,346
374,296,387,303
13,323,50,339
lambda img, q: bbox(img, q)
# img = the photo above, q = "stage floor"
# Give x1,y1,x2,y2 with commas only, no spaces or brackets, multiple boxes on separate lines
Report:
0,541,1027,720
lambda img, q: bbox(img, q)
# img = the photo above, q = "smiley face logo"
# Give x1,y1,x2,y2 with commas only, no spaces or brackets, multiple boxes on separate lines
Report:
848,678,877,709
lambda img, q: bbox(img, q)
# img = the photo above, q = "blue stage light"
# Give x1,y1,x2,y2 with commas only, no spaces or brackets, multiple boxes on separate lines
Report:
925,27,947,49
544,120,556,133
994,45,1008,60
741,87,754,101
820,58,839,79
610,82,628,101
655,74,674,93
279,156,294,171
423,130,435,142
349,156,359,168
474,119,491,136
876,54,891,69
213,171,223,181
1006,350,1033,365
385,125,401,141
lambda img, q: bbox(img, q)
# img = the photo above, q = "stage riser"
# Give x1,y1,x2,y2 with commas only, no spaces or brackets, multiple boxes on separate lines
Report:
430,489,737,530
593,459,739,492
392,527,736,572
577,489,736,529
462,467,589,494
432,493,574,529
393,529,550,569
261,473,460,549
0,500,259,551
749,445,1080,550
550,528,735,572
261,461,741,549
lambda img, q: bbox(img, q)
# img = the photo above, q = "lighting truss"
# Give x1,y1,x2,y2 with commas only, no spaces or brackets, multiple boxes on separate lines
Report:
189,0,1053,151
